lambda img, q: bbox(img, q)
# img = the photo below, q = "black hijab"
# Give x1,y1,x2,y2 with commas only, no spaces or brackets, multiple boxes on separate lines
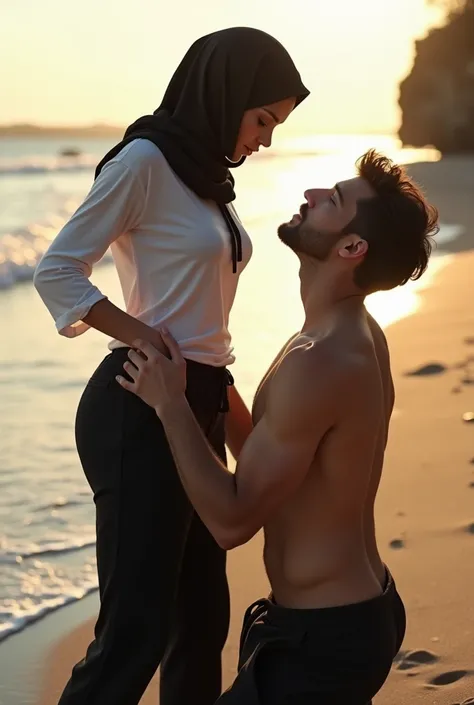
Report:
96,27,309,271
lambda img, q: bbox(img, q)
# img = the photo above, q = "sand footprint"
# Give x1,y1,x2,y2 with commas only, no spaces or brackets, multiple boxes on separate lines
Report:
454,355,474,389
454,356,474,370
427,670,472,688
396,649,439,671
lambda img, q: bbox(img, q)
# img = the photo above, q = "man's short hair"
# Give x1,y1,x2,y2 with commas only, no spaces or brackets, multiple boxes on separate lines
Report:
344,150,439,292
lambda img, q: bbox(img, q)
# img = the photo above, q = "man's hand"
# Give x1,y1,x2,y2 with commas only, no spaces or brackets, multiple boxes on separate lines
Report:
116,329,187,414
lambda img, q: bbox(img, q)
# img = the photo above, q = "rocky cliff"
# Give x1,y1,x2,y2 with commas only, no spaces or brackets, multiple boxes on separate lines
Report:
398,0,474,152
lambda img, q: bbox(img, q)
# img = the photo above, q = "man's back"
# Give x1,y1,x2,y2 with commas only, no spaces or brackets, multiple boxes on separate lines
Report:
253,308,393,609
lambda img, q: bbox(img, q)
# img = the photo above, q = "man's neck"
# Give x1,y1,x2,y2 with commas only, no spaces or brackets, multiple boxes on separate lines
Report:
298,258,366,332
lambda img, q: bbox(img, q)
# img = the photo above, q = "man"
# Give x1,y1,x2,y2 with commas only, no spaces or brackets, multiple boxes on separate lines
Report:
116,150,438,704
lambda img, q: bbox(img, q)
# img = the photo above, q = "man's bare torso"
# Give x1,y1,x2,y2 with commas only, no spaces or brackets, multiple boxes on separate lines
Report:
252,308,393,609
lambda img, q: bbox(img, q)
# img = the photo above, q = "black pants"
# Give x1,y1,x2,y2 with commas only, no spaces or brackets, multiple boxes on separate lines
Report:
217,568,406,705
58,348,231,705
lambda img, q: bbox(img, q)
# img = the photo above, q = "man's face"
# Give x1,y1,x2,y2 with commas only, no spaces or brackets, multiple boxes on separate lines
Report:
278,176,375,260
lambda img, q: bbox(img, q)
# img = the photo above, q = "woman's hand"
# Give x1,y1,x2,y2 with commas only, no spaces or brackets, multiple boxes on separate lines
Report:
116,329,187,415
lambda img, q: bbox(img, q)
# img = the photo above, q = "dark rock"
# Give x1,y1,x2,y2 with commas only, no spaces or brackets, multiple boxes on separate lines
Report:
390,538,405,549
405,363,447,376
398,1,474,153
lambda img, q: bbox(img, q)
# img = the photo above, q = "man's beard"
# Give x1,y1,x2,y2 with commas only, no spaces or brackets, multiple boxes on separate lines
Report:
277,203,308,253
277,220,303,252
277,204,338,261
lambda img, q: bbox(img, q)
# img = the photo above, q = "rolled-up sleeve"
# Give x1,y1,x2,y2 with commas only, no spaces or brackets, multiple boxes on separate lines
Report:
33,159,145,337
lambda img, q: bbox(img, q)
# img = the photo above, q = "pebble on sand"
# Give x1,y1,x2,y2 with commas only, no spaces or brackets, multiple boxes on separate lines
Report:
462,412,474,423
389,538,405,549
406,363,447,376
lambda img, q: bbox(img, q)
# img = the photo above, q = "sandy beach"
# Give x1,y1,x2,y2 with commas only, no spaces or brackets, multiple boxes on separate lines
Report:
2,155,474,705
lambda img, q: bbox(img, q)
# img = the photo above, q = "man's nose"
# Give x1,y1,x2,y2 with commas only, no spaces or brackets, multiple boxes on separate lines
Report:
304,188,330,207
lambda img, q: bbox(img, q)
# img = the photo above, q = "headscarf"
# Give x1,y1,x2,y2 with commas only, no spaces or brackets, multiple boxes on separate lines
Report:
96,27,309,271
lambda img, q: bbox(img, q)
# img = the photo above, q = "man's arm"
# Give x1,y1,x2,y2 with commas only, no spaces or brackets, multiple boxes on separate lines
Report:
157,346,342,549
225,333,300,460
225,385,253,461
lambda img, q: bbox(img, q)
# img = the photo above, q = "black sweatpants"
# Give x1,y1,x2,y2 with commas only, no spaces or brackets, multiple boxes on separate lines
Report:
217,567,406,705
57,348,231,705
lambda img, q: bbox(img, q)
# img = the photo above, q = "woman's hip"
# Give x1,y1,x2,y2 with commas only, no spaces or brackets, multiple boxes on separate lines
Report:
74,348,228,483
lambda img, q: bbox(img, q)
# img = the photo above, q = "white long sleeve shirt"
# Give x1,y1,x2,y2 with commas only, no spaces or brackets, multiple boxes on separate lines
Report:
34,139,252,367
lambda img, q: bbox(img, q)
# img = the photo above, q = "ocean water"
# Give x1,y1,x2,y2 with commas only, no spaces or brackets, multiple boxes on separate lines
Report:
0,133,454,642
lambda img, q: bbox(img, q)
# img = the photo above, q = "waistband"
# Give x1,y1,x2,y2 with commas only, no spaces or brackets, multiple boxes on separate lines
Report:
244,566,397,635
107,347,234,411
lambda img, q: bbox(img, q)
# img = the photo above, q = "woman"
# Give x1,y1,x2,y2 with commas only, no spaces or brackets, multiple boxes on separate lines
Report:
34,27,308,705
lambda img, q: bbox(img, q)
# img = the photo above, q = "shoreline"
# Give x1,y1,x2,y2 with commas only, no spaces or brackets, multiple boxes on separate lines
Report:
0,594,99,705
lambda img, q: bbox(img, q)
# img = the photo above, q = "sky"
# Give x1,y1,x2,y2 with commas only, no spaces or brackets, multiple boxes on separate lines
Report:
1,0,444,135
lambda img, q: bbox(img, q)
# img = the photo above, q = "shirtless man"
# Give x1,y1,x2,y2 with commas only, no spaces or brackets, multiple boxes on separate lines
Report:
116,150,438,704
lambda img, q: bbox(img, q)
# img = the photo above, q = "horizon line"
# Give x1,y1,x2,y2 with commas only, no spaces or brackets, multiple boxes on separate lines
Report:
0,122,396,137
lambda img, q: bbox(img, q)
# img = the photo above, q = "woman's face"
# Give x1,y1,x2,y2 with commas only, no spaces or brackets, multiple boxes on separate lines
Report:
232,96,296,161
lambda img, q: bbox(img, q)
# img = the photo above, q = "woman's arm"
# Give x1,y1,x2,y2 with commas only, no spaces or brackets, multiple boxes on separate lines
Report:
34,157,165,352
83,299,168,354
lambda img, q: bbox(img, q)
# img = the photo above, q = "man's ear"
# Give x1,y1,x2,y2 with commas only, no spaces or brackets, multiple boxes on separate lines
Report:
337,234,368,260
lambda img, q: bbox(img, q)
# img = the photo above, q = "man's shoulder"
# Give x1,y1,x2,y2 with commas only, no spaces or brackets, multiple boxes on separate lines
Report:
280,335,370,388
269,340,351,417
271,334,376,421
